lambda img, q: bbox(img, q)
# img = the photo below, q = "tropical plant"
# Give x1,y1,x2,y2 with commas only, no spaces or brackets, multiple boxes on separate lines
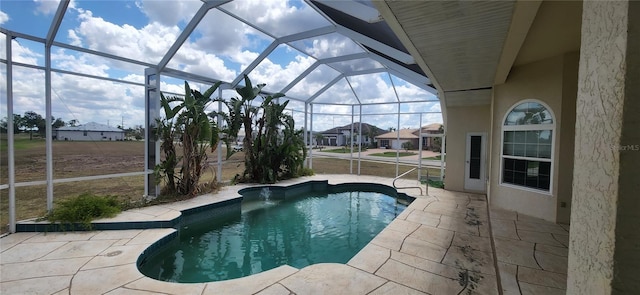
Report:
432,125,445,152
314,133,324,146
402,141,413,151
214,75,307,183
155,81,222,196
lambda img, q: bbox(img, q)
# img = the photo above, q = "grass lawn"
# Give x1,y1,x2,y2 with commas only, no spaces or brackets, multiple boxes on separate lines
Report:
0,137,441,233
321,147,355,153
369,151,416,157
423,155,445,160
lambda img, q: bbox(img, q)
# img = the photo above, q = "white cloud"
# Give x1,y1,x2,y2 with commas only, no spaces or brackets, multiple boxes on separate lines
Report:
0,11,9,24
1,0,441,132
34,0,61,15
225,0,328,37
137,0,200,27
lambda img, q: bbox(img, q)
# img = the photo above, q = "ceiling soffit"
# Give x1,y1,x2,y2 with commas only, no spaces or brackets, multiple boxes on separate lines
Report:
378,1,517,107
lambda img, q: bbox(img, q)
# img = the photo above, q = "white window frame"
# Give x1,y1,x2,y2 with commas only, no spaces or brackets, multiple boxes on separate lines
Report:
500,99,555,195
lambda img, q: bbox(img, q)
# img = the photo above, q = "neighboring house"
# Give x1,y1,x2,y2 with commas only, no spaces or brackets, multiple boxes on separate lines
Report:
55,122,125,141
375,123,444,150
375,128,419,150
319,123,386,146
419,123,444,150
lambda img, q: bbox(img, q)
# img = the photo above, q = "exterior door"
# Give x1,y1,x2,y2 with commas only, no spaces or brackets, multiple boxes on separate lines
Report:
464,133,486,191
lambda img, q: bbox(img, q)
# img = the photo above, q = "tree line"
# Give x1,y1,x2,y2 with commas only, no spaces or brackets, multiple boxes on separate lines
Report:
0,111,68,140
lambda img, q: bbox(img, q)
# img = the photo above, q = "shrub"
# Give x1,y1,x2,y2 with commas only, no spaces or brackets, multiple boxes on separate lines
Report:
47,193,122,229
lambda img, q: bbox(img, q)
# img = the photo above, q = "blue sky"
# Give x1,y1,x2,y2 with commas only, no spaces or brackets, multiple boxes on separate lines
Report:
0,0,441,131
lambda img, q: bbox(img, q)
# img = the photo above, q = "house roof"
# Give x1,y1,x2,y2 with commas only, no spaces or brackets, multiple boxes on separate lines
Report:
321,123,386,135
56,122,123,132
375,128,419,140
421,123,443,132
375,123,443,139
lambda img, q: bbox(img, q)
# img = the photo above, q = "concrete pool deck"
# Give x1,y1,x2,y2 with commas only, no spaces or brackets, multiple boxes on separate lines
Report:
0,175,569,294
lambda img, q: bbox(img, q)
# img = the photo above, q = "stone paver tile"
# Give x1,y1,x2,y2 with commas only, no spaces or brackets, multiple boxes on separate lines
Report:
0,232,38,251
205,265,298,295
99,211,160,222
491,219,519,240
280,263,385,295
467,199,488,209
105,287,165,295
126,228,175,245
405,210,440,227
490,208,518,221
535,244,568,257
515,220,568,235
395,208,413,221
369,281,427,295
154,210,182,221
90,230,143,240
82,244,149,270
71,263,144,294
519,282,565,295
497,262,521,295
479,222,492,238
437,216,479,236
371,229,409,251
1,257,90,281
423,207,467,220
516,214,553,224
461,271,498,295
518,266,567,289
408,225,454,248
0,275,72,295
517,230,564,247
534,251,568,274
552,233,569,247
386,219,421,234
255,283,292,295
126,205,174,217
348,243,390,273
409,198,433,211
400,236,448,262
441,245,495,276
24,231,98,243
558,223,570,232
376,259,463,295
390,250,461,279
42,239,116,260
0,241,67,263
452,232,492,253
51,288,69,295
424,204,464,216
494,237,540,269
126,277,206,295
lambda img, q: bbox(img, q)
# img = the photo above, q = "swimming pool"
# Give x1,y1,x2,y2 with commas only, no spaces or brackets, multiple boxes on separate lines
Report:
137,182,413,283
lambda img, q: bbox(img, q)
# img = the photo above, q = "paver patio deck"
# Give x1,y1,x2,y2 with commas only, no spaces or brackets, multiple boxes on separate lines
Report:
0,175,569,294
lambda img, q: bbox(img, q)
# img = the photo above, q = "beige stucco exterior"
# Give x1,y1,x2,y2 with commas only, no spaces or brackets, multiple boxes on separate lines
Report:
488,53,578,222
568,1,640,293
443,105,490,193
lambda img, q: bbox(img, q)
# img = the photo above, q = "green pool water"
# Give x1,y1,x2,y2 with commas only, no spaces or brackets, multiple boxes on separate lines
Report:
138,190,408,283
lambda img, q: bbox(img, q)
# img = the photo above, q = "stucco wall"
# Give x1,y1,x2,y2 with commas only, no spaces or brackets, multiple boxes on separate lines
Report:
444,105,491,192
490,53,577,222
568,1,640,293
556,51,579,223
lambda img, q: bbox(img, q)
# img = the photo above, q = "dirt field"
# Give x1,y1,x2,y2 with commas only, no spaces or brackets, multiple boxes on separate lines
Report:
0,138,440,233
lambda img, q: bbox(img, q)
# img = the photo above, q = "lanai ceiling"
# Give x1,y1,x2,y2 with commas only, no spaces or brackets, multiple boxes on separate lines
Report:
374,1,517,108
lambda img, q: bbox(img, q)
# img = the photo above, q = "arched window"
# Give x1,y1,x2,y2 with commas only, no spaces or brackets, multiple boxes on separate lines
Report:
501,101,554,192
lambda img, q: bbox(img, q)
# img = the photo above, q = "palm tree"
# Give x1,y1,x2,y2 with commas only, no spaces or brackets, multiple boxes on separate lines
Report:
216,75,306,183
156,81,222,196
